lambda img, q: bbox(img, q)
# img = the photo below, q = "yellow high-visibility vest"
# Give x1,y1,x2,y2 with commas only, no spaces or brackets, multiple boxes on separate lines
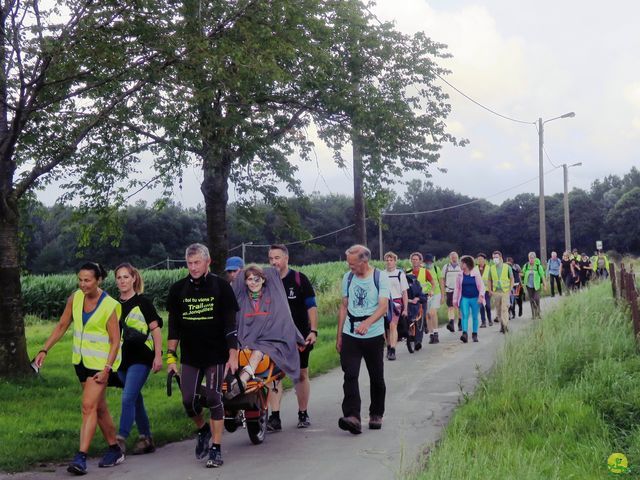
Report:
72,290,121,371
123,305,154,351
489,263,512,293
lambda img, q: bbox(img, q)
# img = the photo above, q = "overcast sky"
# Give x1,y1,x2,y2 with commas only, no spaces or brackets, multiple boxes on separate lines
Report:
39,1,640,208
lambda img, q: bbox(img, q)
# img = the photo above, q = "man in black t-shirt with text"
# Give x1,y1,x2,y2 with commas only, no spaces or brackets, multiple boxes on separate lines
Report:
167,243,238,469
267,244,318,431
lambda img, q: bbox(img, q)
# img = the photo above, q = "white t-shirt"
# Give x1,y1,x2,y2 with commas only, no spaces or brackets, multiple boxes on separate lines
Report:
386,268,409,300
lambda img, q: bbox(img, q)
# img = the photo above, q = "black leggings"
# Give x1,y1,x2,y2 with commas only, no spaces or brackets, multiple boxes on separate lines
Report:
180,363,224,420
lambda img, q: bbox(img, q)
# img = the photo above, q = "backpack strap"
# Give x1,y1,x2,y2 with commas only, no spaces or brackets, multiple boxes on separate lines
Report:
346,272,355,296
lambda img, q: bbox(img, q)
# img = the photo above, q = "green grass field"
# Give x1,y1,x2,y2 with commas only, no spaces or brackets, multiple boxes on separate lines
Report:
410,281,640,480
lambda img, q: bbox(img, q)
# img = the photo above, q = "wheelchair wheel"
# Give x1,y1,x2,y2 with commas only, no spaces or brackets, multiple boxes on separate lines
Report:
247,409,267,445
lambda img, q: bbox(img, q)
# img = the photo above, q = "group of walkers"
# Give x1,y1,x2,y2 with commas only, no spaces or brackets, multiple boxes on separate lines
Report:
547,249,610,296
33,242,610,474
34,243,318,475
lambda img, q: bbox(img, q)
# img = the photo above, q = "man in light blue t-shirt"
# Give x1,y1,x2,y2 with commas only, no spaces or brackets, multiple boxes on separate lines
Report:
336,245,390,435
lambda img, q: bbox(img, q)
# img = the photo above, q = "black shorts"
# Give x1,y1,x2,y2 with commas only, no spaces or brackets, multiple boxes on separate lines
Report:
74,363,123,387
299,344,313,369
446,291,455,307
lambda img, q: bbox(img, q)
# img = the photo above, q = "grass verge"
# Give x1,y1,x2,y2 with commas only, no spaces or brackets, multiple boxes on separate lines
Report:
410,282,640,479
0,313,340,473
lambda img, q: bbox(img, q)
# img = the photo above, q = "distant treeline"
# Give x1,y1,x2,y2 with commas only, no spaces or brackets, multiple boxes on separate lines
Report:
20,167,640,274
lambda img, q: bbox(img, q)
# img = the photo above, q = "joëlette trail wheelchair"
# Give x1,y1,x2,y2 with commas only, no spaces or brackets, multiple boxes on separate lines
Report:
167,349,284,445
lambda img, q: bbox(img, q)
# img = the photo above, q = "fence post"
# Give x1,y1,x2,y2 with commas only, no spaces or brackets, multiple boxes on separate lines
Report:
620,264,626,298
610,263,617,300
629,273,640,342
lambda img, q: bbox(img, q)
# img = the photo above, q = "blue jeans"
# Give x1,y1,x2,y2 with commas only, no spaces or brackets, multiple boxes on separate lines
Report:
460,296,480,334
117,364,152,438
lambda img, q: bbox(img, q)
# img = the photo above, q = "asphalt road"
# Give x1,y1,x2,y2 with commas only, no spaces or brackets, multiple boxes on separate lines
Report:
6,298,558,480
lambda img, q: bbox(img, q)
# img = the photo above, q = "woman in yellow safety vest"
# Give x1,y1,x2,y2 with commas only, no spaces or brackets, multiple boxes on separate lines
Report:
114,263,163,456
34,262,123,475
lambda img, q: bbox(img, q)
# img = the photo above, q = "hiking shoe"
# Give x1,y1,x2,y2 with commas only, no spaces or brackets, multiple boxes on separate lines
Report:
446,320,454,332
266,413,282,432
205,447,223,468
132,435,155,455
472,333,478,343
488,320,494,326
369,415,383,430
415,342,422,351
115,435,126,454
297,411,311,428
386,347,391,360
338,416,362,435
98,445,124,468
195,424,211,459
433,332,440,343
500,325,505,334
67,452,87,476
480,322,486,328
388,347,396,361
460,332,468,343
428,333,436,344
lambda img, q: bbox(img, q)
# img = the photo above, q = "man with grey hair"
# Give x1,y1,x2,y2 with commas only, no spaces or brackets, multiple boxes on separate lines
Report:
336,244,390,434
167,243,239,468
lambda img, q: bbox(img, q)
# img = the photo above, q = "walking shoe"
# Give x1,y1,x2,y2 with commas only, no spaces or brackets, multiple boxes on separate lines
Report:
266,413,282,432
205,447,223,468
500,325,505,334
446,320,454,332
433,332,440,343
115,434,126,454
460,332,468,343
386,347,391,360
98,445,124,468
195,424,211,459
429,333,436,344
480,322,486,328
67,452,87,476
297,411,311,428
415,342,422,351
472,333,478,343
132,435,155,455
488,320,494,326
388,347,396,361
338,416,362,435
369,415,383,430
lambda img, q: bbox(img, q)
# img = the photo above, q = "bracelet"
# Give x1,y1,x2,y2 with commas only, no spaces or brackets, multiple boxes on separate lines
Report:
38,349,48,355
310,330,318,335
166,356,177,365
104,364,113,371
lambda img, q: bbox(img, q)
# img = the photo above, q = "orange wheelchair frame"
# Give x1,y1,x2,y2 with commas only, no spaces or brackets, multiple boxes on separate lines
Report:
221,349,285,444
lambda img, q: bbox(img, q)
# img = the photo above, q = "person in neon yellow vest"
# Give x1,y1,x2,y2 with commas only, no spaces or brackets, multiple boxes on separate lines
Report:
488,251,514,334
522,252,546,319
34,262,123,475
114,263,163,456
423,254,442,345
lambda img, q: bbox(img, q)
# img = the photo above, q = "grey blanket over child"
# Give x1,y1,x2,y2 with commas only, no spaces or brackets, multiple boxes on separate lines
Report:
232,267,305,383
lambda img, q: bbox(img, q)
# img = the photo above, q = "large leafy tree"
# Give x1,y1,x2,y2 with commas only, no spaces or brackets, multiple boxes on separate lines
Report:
0,0,174,376
313,0,466,245
112,0,335,272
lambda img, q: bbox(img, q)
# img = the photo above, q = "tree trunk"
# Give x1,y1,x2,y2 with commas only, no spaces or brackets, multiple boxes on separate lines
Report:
0,197,31,376
201,147,232,274
352,130,366,246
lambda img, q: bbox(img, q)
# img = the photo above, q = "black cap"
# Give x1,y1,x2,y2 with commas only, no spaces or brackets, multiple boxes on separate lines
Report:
424,254,434,262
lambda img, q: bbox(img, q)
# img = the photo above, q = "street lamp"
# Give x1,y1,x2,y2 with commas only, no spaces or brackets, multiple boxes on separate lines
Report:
563,162,582,253
538,111,575,265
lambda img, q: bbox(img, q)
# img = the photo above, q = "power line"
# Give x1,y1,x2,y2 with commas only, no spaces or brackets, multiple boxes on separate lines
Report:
435,73,535,125
247,223,356,248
